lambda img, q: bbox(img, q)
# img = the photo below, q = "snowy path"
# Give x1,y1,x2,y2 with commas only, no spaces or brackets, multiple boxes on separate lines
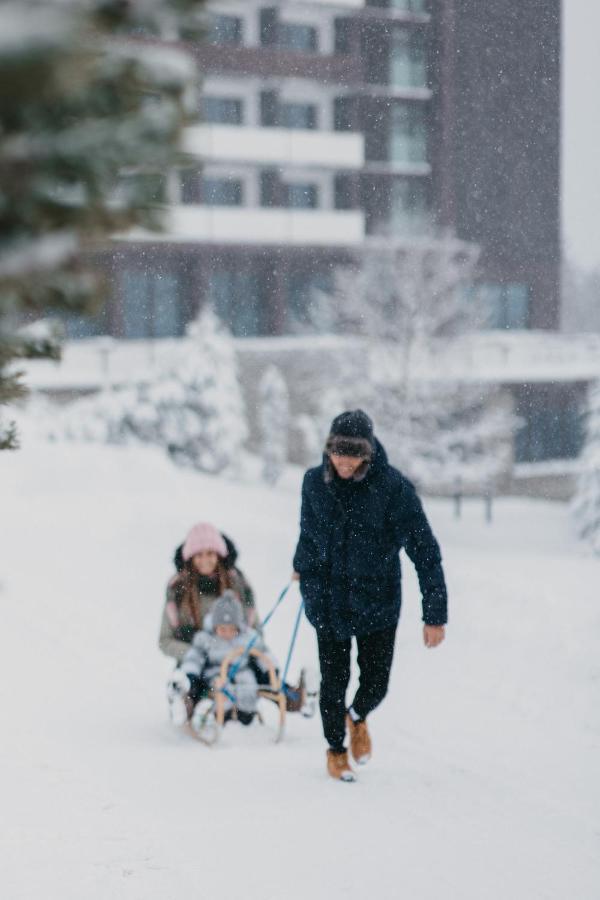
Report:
1,441,599,900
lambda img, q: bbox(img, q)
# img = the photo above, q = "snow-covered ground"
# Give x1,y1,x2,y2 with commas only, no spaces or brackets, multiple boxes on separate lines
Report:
1,434,599,899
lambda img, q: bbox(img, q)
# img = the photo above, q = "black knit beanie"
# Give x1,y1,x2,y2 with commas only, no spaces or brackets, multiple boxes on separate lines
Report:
326,409,374,458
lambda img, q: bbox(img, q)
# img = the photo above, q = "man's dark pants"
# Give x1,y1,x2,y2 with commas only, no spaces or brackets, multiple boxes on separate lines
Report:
317,626,397,752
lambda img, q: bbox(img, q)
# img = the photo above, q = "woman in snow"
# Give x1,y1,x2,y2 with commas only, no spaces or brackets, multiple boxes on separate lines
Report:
158,521,257,664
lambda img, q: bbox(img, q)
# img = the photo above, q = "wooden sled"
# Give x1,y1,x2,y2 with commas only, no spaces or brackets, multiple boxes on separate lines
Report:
183,646,287,746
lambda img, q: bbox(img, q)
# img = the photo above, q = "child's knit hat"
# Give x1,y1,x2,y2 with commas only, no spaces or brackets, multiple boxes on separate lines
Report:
212,590,244,631
182,522,228,562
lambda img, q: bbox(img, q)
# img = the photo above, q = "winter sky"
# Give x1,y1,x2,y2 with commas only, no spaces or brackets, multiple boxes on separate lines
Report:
563,0,600,271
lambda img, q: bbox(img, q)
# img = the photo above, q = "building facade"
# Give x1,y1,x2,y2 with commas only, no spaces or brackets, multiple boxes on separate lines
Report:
79,0,560,341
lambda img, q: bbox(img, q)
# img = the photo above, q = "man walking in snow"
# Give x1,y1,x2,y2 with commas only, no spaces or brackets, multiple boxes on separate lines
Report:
293,410,447,781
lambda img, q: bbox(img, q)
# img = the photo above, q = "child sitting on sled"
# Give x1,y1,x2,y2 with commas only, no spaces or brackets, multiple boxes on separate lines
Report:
168,591,319,736
168,591,275,736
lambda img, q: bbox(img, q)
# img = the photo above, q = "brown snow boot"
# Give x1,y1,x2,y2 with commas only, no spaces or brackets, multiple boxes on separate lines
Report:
326,749,355,782
347,714,372,765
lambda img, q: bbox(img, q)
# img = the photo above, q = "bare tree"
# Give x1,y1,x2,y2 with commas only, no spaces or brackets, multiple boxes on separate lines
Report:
315,233,516,491
329,233,481,400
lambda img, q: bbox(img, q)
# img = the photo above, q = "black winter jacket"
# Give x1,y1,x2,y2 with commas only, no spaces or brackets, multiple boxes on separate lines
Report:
293,439,447,641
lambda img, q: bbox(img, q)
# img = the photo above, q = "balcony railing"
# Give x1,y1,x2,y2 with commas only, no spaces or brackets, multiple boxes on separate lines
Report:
122,205,365,247
183,124,364,169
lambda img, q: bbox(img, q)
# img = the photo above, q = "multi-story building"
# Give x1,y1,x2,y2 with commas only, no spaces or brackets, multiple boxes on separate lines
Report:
89,0,559,340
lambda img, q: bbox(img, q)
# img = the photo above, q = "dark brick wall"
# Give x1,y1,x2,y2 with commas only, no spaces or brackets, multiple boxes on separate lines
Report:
431,0,561,329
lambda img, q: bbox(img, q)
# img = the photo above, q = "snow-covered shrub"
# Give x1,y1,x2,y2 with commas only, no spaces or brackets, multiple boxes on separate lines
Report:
572,380,600,553
48,307,249,476
259,366,289,485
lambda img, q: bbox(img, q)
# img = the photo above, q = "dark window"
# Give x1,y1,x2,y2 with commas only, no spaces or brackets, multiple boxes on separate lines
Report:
260,91,278,127
390,102,427,163
334,97,354,132
514,386,585,462
260,8,277,46
120,271,184,339
180,169,201,204
120,172,166,205
334,173,355,210
390,27,426,88
279,102,317,130
334,18,352,54
55,310,107,339
278,22,318,52
202,178,243,206
202,96,243,125
286,272,333,331
208,271,263,336
368,1,427,10
388,177,429,232
481,283,530,329
260,169,280,206
208,14,243,46
285,183,318,209
390,0,428,12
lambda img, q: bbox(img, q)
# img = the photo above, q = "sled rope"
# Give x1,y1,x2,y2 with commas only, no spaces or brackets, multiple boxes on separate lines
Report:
281,597,305,695
225,581,293,683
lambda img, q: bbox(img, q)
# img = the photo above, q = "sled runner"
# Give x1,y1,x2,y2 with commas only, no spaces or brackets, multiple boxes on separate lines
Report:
183,645,287,745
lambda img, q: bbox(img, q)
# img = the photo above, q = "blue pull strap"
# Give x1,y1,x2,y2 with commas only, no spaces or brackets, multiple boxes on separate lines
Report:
227,581,293,683
281,597,305,692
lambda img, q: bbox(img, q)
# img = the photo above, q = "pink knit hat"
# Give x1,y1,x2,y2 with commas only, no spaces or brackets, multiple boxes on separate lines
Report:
182,522,228,562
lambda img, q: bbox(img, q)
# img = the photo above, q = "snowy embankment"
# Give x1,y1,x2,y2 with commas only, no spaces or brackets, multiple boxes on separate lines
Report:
1,436,599,900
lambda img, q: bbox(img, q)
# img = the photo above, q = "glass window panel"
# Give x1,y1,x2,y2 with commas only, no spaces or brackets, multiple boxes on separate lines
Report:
180,168,200,204
285,183,318,209
57,312,106,339
479,283,530,330
334,97,354,131
208,15,243,46
334,18,352,54
121,271,152,338
260,91,278,127
389,0,427,11
208,271,263,336
390,28,426,88
203,179,243,206
286,272,333,331
278,23,318,52
389,177,428,233
515,390,584,462
153,274,183,338
279,102,317,130
121,271,183,338
202,96,243,125
390,102,427,163
504,283,529,329
334,173,354,210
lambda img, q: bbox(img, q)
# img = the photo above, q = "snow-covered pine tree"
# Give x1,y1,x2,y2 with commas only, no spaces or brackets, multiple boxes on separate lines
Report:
54,306,249,475
572,380,600,554
259,365,290,485
155,306,249,474
0,0,204,448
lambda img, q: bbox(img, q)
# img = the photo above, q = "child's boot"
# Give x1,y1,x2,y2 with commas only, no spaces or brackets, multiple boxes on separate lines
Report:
326,749,355,782
167,671,192,726
191,699,218,744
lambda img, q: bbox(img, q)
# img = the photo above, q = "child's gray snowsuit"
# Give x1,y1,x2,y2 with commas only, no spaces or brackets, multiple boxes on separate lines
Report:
181,627,275,715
